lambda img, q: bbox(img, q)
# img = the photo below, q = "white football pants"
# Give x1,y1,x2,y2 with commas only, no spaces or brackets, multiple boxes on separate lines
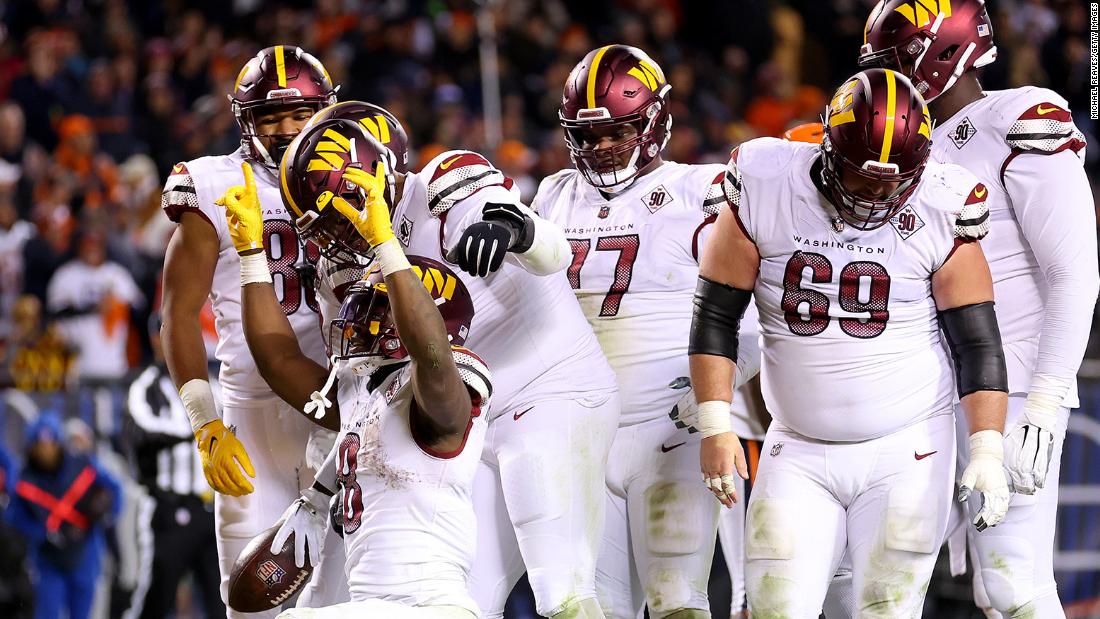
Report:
469,390,619,618
745,412,956,618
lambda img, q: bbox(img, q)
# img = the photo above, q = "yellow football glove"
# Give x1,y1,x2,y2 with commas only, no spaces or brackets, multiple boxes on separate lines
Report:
194,419,256,496
216,162,265,255
332,161,394,247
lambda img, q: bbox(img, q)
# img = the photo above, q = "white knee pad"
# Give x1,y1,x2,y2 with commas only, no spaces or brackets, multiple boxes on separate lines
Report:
644,481,711,557
977,544,1037,614
745,499,795,561
884,490,939,555
643,568,693,616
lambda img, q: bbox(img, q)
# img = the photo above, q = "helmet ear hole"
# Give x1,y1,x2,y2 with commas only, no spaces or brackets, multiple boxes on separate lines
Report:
938,44,959,62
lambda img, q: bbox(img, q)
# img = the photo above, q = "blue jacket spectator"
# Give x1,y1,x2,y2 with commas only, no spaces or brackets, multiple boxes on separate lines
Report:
7,412,120,619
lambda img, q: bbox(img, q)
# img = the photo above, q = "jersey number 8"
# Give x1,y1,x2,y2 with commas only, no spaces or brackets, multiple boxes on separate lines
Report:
263,220,321,316
336,432,363,535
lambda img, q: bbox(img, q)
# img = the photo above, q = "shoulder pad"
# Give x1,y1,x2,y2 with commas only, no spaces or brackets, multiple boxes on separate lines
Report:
703,170,728,216
1005,99,1086,156
161,162,199,222
954,183,990,241
424,150,512,217
531,168,576,215
451,346,492,404
722,147,744,213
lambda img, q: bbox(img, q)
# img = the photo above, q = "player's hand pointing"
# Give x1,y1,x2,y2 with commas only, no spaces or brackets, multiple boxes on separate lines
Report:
217,162,265,255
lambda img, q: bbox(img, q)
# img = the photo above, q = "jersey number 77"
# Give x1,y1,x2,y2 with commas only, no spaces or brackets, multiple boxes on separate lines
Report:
567,235,641,317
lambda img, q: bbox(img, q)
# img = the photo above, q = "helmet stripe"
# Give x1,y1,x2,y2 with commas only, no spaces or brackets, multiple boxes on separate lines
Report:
279,152,304,218
586,45,613,109
234,63,249,92
879,70,898,162
275,45,287,88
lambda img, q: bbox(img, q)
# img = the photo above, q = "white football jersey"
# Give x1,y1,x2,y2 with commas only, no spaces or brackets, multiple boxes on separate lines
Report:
729,138,988,441
536,161,757,426
332,347,490,613
930,87,1092,407
315,150,617,419
161,148,327,403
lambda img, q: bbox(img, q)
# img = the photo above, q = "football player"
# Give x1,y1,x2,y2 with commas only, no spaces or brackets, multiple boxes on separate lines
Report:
278,114,620,619
534,44,761,619
690,69,1012,617
219,145,490,619
860,3,1098,616
160,46,337,618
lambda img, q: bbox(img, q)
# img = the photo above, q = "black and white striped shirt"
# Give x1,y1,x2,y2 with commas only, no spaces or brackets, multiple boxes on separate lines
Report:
126,364,211,497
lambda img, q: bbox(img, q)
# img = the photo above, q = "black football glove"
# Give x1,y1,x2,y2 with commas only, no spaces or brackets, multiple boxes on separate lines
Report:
448,202,535,277
482,202,535,252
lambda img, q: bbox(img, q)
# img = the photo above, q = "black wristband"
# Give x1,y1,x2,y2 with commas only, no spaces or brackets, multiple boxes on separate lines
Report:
688,276,753,361
939,301,1008,397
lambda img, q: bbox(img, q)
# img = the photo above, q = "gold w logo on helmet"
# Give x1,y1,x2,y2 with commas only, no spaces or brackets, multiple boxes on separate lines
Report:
413,266,458,301
627,59,665,91
307,128,353,173
828,79,860,127
918,105,932,139
374,266,458,301
358,114,392,145
894,0,952,28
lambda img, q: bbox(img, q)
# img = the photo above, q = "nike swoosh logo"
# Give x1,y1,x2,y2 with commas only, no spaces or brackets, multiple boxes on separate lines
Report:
661,441,686,453
439,155,463,170
512,407,534,421
1035,105,1059,115
914,450,937,460
974,187,986,199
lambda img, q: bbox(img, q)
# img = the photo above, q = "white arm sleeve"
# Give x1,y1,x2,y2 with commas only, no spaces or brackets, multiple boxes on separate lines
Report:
443,185,571,276
1003,150,1100,401
512,203,571,275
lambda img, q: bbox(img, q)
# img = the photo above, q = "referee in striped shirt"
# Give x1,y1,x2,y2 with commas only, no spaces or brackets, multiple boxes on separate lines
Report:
123,315,224,619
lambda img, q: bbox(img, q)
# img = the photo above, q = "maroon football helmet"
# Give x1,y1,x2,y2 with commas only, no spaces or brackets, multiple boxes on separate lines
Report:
280,118,397,266
331,256,474,361
306,101,411,174
230,46,338,167
859,0,997,101
559,45,671,193
820,69,932,230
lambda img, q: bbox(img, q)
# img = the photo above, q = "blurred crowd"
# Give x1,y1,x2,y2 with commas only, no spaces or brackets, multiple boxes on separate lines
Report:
0,0,1094,617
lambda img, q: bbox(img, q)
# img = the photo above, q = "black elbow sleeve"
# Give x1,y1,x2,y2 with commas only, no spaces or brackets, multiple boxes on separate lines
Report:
938,301,1008,397
689,276,753,361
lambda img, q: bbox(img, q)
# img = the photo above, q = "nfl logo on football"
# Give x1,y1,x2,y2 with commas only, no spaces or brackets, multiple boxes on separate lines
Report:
257,559,286,589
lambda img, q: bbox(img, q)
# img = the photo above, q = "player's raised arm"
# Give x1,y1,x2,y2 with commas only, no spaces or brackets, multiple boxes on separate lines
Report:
220,161,333,426
932,235,1010,531
688,177,759,507
333,162,474,444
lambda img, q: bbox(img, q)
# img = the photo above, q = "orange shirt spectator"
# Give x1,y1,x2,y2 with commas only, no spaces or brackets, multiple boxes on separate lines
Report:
51,115,119,210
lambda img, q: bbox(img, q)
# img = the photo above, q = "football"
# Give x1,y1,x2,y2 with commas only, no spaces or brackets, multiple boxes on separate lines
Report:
227,522,313,613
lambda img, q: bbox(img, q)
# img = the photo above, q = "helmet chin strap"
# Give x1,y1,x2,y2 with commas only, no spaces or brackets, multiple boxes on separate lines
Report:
588,145,642,194
251,136,278,168
935,41,977,101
